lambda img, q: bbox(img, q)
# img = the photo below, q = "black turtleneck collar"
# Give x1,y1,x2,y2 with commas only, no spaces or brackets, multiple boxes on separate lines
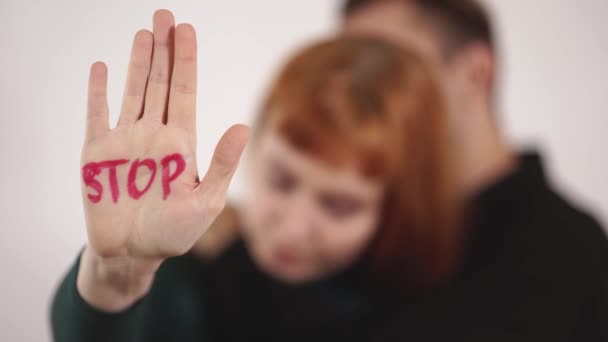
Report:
471,151,549,223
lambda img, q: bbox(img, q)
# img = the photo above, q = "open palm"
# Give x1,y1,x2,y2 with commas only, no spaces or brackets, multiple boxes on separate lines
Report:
81,10,248,262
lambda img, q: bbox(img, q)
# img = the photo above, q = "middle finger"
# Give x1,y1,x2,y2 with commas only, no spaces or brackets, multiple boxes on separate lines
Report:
142,9,175,124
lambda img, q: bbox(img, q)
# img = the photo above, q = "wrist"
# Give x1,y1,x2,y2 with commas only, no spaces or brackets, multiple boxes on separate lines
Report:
76,246,162,312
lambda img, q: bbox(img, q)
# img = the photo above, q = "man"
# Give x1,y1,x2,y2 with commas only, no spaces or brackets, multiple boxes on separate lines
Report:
341,0,608,340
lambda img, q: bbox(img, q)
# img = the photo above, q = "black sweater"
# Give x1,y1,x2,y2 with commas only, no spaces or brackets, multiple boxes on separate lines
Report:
50,153,608,341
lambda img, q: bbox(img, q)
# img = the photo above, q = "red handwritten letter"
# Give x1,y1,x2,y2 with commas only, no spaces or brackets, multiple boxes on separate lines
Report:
99,159,129,203
161,153,186,200
82,162,103,203
81,159,129,203
127,159,157,199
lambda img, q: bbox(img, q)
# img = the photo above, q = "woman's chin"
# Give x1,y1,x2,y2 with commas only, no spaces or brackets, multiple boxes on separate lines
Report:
270,267,320,285
258,253,321,285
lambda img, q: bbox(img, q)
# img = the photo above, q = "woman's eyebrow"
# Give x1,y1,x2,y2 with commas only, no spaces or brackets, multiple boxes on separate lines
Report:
267,157,295,175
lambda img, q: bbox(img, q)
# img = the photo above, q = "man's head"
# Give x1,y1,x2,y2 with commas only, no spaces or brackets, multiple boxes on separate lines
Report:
342,0,512,194
343,0,494,58
343,0,495,121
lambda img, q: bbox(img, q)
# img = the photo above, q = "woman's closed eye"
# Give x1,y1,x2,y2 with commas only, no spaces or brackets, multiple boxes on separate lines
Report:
319,193,364,219
267,162,297,193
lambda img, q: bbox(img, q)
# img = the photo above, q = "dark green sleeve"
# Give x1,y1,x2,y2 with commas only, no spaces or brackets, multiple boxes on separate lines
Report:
50,249,209,342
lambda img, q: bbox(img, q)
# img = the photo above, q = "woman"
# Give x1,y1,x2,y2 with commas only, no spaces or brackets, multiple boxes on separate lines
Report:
51,10,461,341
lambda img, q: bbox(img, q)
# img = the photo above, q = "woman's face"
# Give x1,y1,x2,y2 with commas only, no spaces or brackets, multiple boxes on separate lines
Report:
242,128,384,284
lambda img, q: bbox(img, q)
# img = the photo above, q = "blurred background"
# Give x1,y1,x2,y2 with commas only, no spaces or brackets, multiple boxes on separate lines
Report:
0,0,606,340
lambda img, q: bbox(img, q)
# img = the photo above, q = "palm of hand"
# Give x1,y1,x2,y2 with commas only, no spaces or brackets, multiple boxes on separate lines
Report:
81,10,248,261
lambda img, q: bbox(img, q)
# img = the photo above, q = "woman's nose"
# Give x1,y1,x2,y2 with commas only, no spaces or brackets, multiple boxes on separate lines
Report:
277,193,317,242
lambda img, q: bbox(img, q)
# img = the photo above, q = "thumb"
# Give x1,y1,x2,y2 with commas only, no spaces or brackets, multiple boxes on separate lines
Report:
197,124,250,201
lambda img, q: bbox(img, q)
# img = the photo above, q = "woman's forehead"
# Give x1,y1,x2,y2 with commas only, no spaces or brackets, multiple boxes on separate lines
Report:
256,130,384,199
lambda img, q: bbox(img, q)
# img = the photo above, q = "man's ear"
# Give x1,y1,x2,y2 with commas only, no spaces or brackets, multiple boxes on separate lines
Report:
459,42,495,100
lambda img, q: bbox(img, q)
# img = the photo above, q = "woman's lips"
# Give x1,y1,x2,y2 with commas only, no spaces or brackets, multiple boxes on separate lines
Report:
272,248,302,265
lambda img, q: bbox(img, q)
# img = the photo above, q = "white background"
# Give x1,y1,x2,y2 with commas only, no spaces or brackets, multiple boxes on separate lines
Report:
0,0,606,340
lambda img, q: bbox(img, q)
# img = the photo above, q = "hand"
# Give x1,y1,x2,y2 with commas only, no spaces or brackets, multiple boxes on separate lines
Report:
77,10,248,310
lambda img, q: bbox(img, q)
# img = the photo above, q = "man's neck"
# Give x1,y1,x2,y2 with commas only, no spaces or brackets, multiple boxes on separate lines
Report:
456,112,518,199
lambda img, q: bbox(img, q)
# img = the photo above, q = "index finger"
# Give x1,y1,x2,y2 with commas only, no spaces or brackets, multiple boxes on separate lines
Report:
167,23,197,136
86,62,110,142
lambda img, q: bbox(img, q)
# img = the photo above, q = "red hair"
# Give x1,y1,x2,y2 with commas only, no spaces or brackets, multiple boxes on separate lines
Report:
254,37,462,290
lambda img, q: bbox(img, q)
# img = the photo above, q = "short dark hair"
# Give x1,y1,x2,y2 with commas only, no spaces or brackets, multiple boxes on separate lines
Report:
342,0,494,58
